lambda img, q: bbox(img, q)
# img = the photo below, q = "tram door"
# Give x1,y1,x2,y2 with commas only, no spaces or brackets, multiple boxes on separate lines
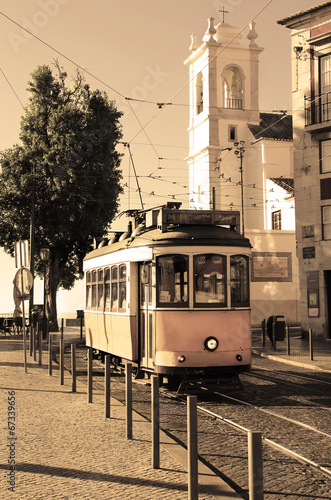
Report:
139,263,154,369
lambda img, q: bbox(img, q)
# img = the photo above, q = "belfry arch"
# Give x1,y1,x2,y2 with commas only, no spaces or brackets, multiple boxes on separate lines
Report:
222,65,245,109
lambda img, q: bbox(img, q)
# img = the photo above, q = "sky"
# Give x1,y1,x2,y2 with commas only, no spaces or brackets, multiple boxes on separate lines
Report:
0,0,323,312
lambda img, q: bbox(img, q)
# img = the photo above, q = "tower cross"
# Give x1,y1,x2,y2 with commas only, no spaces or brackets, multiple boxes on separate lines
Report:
219,6,229,23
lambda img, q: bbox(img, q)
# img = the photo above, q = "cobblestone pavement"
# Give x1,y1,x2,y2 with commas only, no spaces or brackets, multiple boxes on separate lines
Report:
0,334,238,500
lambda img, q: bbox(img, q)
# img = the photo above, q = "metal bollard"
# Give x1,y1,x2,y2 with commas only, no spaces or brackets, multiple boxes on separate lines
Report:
261,319,266,347
152,375,160,469
38,323,42,366
126,363,132,440
187,395,198,500
33,325,37,362
60,337,64,385
309,328,314,361
87,347,93,403
248,431,264,500
48,334,53,376
286,326,290,356
71,344,76,392
29,326,33,357
105,355,111,418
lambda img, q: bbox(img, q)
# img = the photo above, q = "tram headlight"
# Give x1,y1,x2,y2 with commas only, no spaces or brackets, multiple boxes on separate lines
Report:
204,336,218,352
178,355,186,363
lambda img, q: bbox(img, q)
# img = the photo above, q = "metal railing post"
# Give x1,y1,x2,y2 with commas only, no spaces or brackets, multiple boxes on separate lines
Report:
38,323,42,366
261,319,266,347
60,336,64,385
105,355,111,418
126,363,132,439
286,326,290,356
48,334,53,376
309,328,314,361
152,375,160,469
71,343,76,392
188,395,198,500
248,431,264,500
272,321,276,351
88,347,93,403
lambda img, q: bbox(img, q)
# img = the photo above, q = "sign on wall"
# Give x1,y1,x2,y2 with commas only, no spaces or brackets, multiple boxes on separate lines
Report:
251,252,292,282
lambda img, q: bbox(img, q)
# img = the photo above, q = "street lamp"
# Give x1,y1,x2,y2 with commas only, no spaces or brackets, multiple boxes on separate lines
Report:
234,141,246,236
40,248,50,339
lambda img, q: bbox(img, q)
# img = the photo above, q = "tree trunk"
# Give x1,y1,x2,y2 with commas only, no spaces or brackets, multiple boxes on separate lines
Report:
46,257,59,332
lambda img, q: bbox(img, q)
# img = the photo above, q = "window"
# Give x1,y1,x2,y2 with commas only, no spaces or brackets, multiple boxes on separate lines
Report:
194,254,226,307
157,255,188,306
223,65,243,109
97,269,104,310
86,271,91,310
111,266,118,311
321,140,331,173
196,72,203,115
230,255,249,307
322,205,331,240
104,268,110,311
140,263,152,304
91,270,97,310
119,264,127,311
272,210,282,230
229,125,237,141
320,54,331,122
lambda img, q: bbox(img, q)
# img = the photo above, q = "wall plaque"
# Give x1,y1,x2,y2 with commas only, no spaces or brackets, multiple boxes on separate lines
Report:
251,252,292,282
303,247,315,259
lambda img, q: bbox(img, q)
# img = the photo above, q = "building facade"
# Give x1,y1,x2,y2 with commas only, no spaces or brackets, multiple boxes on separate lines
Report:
185,18,300,324
279,1,331,338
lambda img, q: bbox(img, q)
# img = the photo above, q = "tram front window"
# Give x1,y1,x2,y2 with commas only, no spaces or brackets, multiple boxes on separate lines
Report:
194,254,226,306
230,255,249,307
157,255,188,306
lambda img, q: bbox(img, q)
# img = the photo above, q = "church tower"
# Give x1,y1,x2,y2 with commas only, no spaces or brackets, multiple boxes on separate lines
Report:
184,17,264,229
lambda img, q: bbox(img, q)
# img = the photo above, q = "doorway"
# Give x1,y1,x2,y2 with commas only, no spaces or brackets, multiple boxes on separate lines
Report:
139,263,154,369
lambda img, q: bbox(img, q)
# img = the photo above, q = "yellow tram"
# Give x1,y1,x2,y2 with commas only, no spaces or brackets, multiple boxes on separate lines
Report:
83,203,251,387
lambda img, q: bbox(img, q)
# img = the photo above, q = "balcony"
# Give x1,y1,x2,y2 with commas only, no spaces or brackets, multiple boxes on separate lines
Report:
225,98,243,110
305,94,331,128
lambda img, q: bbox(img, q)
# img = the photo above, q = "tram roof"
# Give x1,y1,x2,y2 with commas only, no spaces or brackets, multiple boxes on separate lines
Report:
84,223,251,262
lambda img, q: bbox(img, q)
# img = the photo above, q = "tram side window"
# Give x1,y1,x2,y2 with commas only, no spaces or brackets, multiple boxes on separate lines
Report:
104,268,110,311
86,271,91,310
119,264,127,312
194,254,226,307
230,255,249,307
111,266,118,312
91,270,97,310
97,269,104,310
157,255,188,307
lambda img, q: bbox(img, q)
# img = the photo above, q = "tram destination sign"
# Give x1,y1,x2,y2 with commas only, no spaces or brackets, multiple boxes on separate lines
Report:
158,209,240,232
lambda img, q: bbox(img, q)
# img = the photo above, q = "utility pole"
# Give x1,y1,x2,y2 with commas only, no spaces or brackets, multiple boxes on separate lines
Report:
234,141,246,236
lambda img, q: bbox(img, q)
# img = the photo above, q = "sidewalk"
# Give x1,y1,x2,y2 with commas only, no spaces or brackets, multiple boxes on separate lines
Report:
0,332,240,500
252,327,331,373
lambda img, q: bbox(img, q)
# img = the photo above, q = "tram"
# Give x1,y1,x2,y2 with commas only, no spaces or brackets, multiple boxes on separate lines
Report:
83,203,252,388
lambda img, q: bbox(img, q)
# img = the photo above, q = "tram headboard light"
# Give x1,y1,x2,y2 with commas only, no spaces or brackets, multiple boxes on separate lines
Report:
204,337,218,352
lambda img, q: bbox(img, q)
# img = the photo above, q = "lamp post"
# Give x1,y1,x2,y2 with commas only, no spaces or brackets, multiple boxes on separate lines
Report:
40,248,50,340
234,141,246,236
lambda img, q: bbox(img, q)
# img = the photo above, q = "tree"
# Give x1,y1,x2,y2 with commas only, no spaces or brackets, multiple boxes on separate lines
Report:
0,64,123,330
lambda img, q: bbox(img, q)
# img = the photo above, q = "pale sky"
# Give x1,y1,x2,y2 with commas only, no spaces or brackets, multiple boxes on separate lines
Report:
0,0,323,313
0,0,318,218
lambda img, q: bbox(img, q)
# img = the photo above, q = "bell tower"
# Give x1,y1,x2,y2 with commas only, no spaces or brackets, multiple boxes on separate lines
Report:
184,17,264,214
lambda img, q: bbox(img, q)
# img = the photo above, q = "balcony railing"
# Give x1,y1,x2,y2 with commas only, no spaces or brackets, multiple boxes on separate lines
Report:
305,94,331,126
225,98,243,110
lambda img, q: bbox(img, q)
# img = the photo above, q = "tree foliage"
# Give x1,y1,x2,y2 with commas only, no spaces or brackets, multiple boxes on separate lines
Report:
0,64,123,328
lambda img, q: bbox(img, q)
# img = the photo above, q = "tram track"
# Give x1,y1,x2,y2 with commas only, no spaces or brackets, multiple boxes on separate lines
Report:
63,345,331,499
